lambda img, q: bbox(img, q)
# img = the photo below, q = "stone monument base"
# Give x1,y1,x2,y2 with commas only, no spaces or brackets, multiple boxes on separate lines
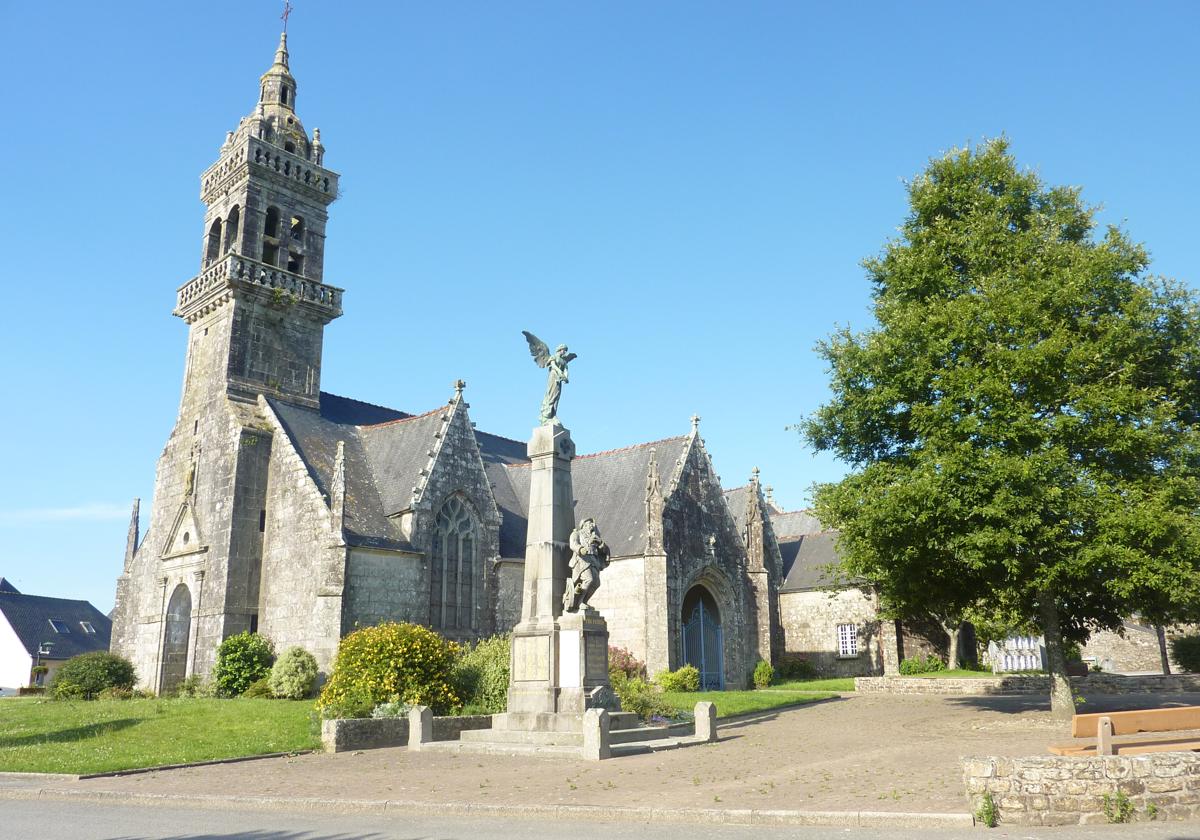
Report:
506,608,618,725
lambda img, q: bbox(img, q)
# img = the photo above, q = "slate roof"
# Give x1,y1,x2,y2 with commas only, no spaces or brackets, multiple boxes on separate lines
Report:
0,592,112,660
267,396,410,550
770,509,823,539
779,530,845,592
499,436,691,559
724,485,751,536
0,578,19,594
270,391,701,562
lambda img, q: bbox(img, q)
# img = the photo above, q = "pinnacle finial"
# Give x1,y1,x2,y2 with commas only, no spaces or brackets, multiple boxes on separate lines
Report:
751,466,760,484
453,379,467,398
690,414,701,434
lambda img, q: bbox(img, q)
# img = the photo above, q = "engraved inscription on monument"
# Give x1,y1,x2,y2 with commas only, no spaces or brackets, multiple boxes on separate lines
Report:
513,635,550,682
585,634,608,680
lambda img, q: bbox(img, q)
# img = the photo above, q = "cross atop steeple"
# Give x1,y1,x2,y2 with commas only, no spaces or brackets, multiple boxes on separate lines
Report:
281,0,294,32
690,414,701,434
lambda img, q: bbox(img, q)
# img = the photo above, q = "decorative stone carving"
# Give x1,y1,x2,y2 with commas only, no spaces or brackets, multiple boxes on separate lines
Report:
522,331,577,425
563,518,610,613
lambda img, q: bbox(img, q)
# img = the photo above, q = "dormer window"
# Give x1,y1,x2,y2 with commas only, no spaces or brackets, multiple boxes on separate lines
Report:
79,621,96,634
48,619,70,634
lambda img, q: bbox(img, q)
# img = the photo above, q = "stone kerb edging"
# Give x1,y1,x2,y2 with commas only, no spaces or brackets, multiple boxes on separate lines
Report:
321,714,492,753
963,752,1200,826
855,673,1200,696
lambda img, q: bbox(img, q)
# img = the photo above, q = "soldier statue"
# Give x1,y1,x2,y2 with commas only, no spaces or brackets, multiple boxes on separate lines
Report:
563,518,610,613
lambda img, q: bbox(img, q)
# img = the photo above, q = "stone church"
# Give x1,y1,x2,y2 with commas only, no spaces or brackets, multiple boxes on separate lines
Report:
111,34,887,694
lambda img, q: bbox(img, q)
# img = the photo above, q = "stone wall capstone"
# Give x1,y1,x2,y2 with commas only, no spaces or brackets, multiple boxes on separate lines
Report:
321,714,493,753
856,674,1200,696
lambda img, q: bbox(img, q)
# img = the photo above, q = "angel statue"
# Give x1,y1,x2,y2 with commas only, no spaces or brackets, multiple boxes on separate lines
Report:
563,517,610,613
522,331,578,425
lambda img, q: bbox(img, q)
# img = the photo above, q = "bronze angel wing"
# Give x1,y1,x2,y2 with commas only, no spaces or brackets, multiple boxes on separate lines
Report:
522,330,552,368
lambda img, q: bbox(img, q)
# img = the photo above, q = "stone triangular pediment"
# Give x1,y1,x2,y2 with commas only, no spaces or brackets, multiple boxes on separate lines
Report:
162,502,206,558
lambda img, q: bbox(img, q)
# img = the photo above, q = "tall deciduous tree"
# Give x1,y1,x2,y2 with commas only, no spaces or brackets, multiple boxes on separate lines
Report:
804,139,1200,718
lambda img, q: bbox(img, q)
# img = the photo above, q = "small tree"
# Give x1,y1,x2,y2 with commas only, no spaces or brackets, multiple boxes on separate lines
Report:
213,632,275,697
804,139,1200,718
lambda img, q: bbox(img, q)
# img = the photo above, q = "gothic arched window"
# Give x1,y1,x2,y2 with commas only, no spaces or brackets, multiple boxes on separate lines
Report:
429,496,477,631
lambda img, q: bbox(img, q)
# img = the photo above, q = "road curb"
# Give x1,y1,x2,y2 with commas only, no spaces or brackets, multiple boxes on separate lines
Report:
0,786,976,828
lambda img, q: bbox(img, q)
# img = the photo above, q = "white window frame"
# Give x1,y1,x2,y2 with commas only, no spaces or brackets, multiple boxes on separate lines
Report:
836,623,859,658
48,619,71,634
79,621,96,634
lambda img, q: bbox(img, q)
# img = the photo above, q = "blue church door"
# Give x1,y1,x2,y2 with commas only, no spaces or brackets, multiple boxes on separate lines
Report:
681,585,723,690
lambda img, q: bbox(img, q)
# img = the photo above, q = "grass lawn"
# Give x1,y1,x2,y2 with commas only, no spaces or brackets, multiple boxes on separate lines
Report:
909,669,1004,679
0,697,318,775
660,690,835,718
769,677,855,692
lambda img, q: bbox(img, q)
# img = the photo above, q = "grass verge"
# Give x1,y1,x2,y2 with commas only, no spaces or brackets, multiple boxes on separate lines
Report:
769,677,855,692
909,669,1003,679
660,689,835,718
0,697,318,775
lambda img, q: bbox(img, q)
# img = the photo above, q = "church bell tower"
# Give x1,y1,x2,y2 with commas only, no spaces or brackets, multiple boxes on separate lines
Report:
112,32,344,692
174,33,342,409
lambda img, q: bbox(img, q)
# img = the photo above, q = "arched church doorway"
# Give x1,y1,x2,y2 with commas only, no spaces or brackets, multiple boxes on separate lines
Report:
160,584,192,693
681,585,723,689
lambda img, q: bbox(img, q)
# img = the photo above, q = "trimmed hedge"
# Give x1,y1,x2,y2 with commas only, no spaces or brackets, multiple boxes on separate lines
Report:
453,634,510,714
269,647,319,700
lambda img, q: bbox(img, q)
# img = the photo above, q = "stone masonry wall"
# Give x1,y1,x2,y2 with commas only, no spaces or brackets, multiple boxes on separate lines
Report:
779,589,882,677
256,402,344,672
344,548,425,628
964,753,1200,826
588,555,647,663
856,673,1200,695
321,714,493,753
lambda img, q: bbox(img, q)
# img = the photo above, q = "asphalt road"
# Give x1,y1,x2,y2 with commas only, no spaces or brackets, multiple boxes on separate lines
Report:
3,801,1200,840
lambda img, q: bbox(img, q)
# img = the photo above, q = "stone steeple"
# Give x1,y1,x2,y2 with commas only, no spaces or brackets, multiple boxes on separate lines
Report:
174,32,342,409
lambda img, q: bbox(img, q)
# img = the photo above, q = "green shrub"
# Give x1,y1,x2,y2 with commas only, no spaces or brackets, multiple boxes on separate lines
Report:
753,659,774,688
453,634,510,714
1170,635,1200,674
49,651,136,700
775,657,815,681
213,632,275,697
269,646,319,700
316,622,460,717
1103,790,1134,824
608,646,646,681
242,677,274,698
899,653,945,675
175,674,216,698
654,665,700,692
611,672,676,721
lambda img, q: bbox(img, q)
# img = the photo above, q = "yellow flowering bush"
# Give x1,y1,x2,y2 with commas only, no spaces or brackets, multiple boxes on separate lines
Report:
317,622,460,717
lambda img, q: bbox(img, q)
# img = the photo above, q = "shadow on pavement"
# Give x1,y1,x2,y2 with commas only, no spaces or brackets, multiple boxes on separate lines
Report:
943,691,1200,715
716,696,844,731
108,834,398,840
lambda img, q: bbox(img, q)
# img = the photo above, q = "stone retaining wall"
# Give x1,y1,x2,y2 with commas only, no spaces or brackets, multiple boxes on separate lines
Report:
855,673,1200,696
963,753,1200,826
321,715,493,753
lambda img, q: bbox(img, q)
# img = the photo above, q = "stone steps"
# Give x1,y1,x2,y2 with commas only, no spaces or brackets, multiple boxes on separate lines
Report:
459,728,583,747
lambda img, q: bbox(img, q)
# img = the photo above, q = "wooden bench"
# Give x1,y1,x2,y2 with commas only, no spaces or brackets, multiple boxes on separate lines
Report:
1049,706,1200,756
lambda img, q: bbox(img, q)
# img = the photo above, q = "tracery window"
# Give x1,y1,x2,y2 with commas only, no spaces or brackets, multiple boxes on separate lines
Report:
429,496,477,631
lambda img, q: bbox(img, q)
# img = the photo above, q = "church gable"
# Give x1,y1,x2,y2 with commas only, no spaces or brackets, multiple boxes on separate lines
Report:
161,502,205,559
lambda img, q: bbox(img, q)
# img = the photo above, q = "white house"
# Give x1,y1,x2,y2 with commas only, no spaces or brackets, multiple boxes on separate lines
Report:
0,579,113,693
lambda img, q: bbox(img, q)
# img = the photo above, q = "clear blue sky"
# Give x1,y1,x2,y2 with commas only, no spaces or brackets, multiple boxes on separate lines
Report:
0,1,1196,613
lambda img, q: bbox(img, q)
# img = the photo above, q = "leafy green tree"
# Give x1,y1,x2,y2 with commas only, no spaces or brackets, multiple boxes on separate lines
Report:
803,139,1200,717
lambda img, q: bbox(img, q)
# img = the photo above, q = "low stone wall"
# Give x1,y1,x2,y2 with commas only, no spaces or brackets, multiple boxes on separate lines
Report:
963,753,1200,826
321,714,493,753
855,673,1200,696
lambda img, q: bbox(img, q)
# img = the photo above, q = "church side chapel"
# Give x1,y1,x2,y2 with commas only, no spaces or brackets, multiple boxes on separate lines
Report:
110,33,879,695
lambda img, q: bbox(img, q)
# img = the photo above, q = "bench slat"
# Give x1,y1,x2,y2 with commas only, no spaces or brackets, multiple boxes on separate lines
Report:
1071,706,1200,737
1049,736,1200,757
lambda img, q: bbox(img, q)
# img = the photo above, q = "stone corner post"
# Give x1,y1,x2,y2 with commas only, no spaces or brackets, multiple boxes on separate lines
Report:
408,705,433,749
694,701,718,742
581,708,611,760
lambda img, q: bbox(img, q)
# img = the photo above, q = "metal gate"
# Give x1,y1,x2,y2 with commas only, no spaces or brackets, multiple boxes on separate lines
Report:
682,599,723,690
